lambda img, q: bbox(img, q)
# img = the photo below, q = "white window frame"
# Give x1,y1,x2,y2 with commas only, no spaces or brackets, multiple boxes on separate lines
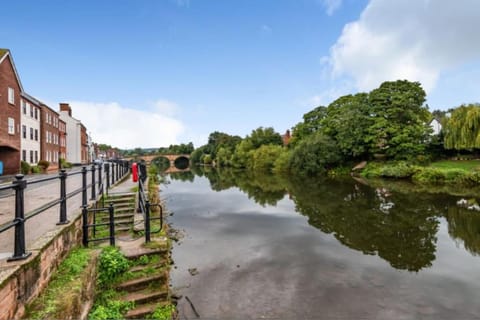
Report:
8,87,14,104
8,118,15,135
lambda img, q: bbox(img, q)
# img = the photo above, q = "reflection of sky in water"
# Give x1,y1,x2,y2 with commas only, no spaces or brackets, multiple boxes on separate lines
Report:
163,176,480,319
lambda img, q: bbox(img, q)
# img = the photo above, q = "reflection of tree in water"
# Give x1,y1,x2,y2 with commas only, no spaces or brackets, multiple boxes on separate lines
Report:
169,171,195,182
199,167,287,206
446,206,480,256
186,168,480,272
285,177,442,272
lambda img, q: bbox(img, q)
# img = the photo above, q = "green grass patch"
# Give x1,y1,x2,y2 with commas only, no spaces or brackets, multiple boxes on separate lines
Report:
430,160,480,171
25,248,94,320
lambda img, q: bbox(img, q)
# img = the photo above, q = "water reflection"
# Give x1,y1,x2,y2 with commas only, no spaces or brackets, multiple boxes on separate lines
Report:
181,167,480,271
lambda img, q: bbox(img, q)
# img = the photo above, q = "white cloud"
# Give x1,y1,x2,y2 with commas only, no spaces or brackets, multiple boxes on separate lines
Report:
324,0,480,93
321,0,342,16
67,100,185,149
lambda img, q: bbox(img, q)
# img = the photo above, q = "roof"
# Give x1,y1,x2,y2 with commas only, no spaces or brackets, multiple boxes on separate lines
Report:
0,48,24,92
21,92,42,105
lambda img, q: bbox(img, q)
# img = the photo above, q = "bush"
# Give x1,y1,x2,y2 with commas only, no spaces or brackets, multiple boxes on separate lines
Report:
37,160,50,171
60,158,73,169
378,162,418,178
97,247,130,288
21,161,30,175
31,165,41,174
412,168,445,184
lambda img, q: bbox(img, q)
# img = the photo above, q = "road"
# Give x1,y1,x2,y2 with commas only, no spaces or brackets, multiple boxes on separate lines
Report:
0,167,101,260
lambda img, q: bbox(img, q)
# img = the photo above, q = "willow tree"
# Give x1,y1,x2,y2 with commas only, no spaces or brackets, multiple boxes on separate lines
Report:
444,104,480,150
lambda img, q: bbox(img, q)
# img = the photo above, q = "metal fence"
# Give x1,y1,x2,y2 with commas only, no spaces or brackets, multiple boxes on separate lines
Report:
0,160,129,261
137,164,163,243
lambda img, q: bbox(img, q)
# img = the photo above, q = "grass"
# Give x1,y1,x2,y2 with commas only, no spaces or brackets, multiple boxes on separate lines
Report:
430,160,480,171
25,247,95,320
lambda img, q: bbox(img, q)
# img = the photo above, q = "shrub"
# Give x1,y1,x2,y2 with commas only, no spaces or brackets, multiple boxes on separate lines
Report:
443,169,469,184
378,162,418,178
31,165,41,174
97,247,130,288
21,161,31,175
37,160,50,171
412,168,445,184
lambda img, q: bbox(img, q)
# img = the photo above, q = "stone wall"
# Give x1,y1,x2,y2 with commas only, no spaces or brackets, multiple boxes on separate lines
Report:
0,211,87,320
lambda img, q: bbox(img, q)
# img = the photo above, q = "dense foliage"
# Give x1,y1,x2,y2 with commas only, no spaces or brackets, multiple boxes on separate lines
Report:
189,80,479,178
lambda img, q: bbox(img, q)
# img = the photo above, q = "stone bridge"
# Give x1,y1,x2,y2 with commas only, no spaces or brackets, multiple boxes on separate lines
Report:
125,154,190,171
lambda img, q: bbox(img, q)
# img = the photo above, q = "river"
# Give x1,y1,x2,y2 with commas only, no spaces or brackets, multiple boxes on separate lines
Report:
161,168,480,319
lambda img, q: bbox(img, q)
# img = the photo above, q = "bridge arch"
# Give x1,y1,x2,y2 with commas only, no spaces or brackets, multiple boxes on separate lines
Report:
127,154,191,173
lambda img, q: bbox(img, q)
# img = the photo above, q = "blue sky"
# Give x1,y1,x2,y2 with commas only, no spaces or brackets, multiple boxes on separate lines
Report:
2,0,480,149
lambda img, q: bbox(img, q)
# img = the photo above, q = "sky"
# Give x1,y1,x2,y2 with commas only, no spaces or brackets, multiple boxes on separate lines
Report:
2,0,480,149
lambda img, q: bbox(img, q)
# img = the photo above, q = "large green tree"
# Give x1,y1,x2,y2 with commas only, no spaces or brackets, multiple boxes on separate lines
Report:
368,80,431,160
322,93,371,159
444,104,480,150
290,106,327,146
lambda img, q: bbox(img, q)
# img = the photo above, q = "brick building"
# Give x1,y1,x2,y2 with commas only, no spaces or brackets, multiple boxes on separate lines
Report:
40,103,60,171
0,49,22,175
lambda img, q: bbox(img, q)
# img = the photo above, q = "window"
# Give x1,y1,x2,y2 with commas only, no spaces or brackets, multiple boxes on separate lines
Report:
8,118,14,135
34,107,38,120
8,87,14,104
35,129,38,141
22,125,26,139
22,150,26,162
30,127,34,140
29,103,33,117
35,150,38,163
21,100,26,114
30,150,34,163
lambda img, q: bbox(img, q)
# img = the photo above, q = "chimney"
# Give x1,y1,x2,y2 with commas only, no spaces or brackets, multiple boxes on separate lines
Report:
59,103,72,116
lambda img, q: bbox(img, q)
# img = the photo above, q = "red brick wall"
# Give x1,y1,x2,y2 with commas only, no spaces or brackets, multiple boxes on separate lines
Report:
40,105,60,171
0,55,21,175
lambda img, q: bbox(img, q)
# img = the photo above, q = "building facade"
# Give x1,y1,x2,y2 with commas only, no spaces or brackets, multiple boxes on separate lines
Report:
59,119,67,162
59,103,83,164
40,104,60,171
0,49,22,175
20,93,41,166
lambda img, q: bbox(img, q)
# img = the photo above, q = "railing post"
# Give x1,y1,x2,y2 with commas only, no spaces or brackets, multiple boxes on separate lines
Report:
98,163,102,194
81,166,87,207
160,204,163,232
117,162,120,180
145,200,151,243
111,162,115,185
8,174,31,261
91,164,96,200
105,163,110,194
109,202,115,246
137,179,142,213
82,205,88,246
57,169,69,225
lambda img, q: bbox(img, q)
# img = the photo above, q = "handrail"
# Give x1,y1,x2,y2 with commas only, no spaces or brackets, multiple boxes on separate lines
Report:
0,160,131,261
136,164,163,243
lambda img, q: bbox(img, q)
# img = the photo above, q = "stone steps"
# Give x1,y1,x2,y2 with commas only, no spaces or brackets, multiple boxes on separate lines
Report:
116,272,168,292
125,301,170,319
120,286,169,305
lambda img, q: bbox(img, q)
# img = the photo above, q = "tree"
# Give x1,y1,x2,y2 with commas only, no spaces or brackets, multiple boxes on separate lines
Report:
290,106,327,146
444,104,480,150
322,93,371,159
368,80,431,160
248,127,283,149
251,145,284,172
289,132,342,176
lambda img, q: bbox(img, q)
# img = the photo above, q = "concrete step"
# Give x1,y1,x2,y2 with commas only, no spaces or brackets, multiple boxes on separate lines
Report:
129,260,169,273
116,272,167,292
120,286,168,305
124,248,168,261
125,301,169,319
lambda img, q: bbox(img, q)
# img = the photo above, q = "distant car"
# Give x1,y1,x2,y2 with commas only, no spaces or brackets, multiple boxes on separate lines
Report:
93,159,103,165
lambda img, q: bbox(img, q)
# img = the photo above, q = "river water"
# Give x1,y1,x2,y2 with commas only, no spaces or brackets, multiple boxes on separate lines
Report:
162,168,480,319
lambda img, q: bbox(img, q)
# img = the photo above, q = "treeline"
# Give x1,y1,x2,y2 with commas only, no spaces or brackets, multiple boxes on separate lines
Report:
191,80,480,176
122,142,194,157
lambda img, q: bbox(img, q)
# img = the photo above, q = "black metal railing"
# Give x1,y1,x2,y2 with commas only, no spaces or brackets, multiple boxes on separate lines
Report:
0,160,130,261
82,203,115,246
137,168,163,243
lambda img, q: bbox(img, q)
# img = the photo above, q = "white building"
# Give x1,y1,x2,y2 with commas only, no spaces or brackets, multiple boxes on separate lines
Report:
59,103,83,164
20,93,41,165
430,118,442,135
